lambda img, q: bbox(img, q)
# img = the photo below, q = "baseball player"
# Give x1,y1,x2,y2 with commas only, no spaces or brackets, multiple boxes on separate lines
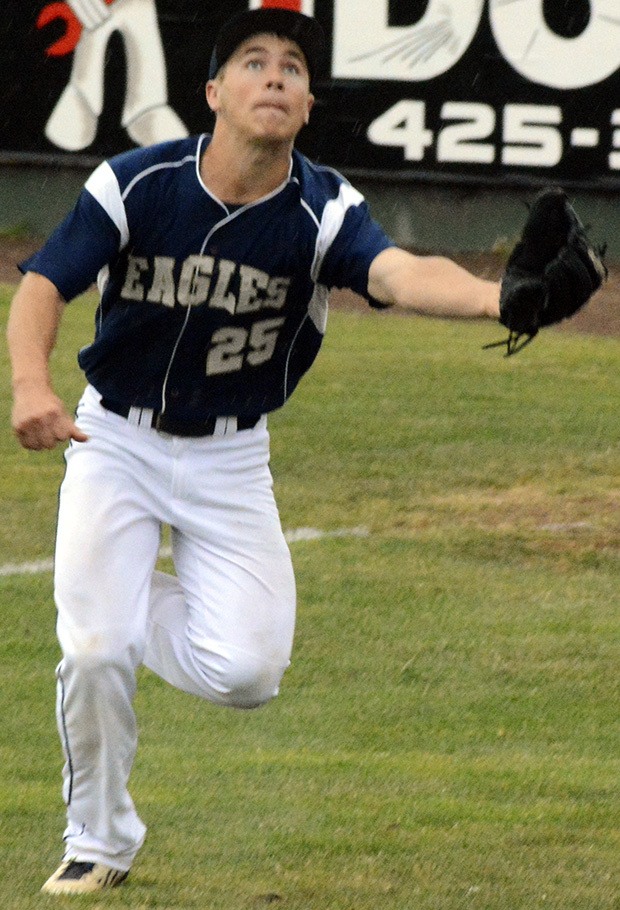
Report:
7,9,501,896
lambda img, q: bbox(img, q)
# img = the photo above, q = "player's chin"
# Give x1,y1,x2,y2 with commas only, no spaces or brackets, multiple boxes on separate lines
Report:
252,110,304,141
253,127,300,148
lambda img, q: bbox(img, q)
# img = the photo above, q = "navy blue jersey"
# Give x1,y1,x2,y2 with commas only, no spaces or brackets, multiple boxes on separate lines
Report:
22,135,394,420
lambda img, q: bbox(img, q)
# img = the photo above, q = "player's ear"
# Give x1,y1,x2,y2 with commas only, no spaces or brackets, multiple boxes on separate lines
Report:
205,79,220,113
304,93,315,125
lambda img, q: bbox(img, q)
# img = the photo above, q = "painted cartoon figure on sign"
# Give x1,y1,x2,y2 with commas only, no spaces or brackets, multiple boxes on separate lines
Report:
37,0,188,150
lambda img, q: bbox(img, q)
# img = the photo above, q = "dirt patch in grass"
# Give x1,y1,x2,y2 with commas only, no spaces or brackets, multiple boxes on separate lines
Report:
392,485,620,569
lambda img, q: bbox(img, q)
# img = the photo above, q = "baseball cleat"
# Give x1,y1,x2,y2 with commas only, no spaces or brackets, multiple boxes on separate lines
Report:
41,859,129,895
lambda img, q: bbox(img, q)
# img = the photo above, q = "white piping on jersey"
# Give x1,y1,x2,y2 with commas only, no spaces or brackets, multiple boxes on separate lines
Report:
283,311,310,404
96,264,110,332
159,203,254,413
282,280,329,402
299,196,320,231
158,221,234,414
160,303,193,416
121,154,197,203
194,134,295,218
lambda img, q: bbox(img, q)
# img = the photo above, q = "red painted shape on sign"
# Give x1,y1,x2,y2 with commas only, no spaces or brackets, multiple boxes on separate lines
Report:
260,0,303,11
36,3,82,56
36,0,114,57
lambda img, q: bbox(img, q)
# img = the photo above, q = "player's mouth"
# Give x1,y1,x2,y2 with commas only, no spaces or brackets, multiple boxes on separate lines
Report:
254,101,289,114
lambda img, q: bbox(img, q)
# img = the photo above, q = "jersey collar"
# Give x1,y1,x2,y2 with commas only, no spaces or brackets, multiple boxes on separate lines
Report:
195,134,295,215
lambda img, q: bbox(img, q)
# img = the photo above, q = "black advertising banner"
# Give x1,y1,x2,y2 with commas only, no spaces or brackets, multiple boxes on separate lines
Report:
4,0,620,188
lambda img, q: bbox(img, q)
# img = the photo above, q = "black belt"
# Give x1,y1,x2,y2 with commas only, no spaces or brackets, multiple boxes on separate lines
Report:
100,398,260,437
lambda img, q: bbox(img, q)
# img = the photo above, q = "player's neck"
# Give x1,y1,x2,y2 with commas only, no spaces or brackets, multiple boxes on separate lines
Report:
200,133,293,205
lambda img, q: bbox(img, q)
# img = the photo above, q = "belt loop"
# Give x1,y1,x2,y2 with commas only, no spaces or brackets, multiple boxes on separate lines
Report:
127,406,155,428
213,416,237,437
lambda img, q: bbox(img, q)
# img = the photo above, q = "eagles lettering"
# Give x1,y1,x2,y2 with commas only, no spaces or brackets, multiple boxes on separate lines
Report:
121,254,291,314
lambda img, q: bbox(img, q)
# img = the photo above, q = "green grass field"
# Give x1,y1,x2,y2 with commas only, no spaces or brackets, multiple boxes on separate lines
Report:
1,285,618,909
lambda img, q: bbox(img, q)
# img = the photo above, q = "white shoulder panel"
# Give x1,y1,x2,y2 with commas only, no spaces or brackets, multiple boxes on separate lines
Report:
84,161,130,249
311,182,364,282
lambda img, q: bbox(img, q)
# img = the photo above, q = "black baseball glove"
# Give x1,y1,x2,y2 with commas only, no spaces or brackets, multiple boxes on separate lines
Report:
486,188,607,355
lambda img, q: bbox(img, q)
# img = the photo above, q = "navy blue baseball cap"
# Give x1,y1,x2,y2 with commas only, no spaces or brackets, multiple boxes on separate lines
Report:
208,8,325,83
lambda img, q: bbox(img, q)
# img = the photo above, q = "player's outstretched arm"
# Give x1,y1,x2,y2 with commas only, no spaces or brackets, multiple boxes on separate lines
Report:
7,272,89,451
368,247,500,320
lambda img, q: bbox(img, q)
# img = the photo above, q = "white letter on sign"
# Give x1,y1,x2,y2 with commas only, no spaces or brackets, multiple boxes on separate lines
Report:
490,0,620,90
332,0,484,81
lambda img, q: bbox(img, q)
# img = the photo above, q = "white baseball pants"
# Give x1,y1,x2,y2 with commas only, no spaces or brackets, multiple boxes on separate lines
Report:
53,385,296,870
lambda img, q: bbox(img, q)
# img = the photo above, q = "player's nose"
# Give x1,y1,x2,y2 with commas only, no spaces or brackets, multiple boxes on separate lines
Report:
264,65,284,89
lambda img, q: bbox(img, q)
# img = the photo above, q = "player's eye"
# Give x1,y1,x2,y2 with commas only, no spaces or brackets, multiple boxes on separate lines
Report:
246,58,264,71
283,62,301,75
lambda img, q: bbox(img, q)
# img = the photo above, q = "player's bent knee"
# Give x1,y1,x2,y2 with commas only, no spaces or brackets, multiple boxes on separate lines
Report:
192,647,288,709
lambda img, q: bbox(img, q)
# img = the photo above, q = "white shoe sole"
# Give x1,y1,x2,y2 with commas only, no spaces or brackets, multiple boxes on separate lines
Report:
41,860,129,894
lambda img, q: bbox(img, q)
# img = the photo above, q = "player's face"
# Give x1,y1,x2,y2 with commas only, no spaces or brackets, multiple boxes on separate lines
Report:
207,34,315,145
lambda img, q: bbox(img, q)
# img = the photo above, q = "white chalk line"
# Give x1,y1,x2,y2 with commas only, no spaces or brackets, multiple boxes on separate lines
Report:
0,527,370,579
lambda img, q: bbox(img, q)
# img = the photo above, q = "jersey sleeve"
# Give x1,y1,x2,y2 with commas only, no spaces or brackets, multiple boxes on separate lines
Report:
19,166,124,303
314,183,394,304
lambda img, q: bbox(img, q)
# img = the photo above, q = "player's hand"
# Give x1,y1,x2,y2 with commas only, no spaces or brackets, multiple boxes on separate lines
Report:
11,384,89,451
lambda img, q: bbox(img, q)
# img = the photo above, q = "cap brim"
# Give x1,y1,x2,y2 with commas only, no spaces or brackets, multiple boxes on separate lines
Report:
208,9,325,82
